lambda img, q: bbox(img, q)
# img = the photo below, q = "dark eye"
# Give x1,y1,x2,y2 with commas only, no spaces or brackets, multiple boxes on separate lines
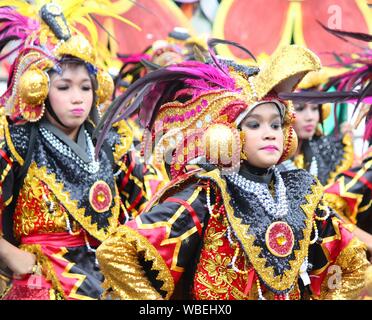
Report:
295,105,305,112
271,122,282,130
57,86,69,91
311,105,319,111
244,121,259,129
82,85,92,91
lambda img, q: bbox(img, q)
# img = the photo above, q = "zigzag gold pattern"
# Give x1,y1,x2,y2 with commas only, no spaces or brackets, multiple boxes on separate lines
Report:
29,163,120,241
51,248,94,300
327,134,354,185
199,169,323,292
112,120,133,164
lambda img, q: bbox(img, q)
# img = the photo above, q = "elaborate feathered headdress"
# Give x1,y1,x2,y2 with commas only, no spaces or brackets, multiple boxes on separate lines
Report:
0,0,138,123
114,29,208,98
96,42,321,178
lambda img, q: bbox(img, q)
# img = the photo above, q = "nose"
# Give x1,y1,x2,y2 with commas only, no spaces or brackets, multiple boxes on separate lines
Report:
303,106,318,122
71,88,84,105
263,124,276,140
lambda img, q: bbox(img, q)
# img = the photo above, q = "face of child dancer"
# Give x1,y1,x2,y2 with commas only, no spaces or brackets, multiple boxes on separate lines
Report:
47,65,93,134
293,103,320,140
241,102,284,168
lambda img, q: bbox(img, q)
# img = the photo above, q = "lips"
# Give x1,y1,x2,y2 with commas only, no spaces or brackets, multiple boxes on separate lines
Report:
303,125,315,132
71,108,85,116
261,145,279,152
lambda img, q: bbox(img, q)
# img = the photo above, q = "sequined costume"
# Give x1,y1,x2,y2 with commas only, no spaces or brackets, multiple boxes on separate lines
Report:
0,1,162,300
283,133,354,185
98,164,369,300
95,44,369,300
324,150,372,235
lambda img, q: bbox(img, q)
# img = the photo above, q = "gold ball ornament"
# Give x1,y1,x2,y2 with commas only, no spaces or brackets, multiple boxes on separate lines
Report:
18,67,49,106
96,70,114,105
203,123,240,166
279,126,298,163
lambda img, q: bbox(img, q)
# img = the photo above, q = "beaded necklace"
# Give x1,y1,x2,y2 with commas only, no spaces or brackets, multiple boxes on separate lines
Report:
40,126,100,174
226,166,288,219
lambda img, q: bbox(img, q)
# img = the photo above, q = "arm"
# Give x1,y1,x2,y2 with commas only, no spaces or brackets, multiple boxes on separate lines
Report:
0,141,36,276
0,238,35,275
97,180,208,299
311,210,370,300
353,227,372,262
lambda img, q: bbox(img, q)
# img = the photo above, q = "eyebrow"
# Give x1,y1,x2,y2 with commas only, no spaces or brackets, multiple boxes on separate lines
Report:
244,113,281,121
54,78,91,83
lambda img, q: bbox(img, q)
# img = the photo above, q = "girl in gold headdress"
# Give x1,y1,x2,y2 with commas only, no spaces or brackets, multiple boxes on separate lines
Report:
0,1,162,300
95,43,370,300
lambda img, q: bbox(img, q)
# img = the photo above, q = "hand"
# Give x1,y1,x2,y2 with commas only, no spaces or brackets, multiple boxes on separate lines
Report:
6,249,36,276
0,239,36,275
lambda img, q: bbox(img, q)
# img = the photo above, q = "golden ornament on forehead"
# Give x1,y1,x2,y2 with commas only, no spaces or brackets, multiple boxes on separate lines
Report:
97,70,114,104
55,34,96,65
18,66,49,106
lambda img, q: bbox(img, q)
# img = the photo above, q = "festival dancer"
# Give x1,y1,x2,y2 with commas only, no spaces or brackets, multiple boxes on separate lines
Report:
0,1,162,300
95,43,369,300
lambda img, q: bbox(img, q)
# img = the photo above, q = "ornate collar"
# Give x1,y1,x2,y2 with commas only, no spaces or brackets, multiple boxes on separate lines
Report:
198,169,322,294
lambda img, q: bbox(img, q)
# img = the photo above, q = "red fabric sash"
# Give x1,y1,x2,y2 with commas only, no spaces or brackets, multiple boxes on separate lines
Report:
21,231,100,248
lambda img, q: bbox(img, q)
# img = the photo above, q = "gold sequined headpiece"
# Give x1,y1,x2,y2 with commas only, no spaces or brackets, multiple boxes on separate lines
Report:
97,45,321,178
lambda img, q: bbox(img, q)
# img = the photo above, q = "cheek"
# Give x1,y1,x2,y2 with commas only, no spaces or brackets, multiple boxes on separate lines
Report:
277,131,284,153
48,90,65,112
243,130,257,155
83,91,94,109
294,113,304,128
314,110,320,123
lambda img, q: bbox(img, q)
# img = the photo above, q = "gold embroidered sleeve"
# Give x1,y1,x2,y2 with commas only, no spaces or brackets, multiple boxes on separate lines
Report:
96,225,173,300
319,237,369,300
364,265,372,298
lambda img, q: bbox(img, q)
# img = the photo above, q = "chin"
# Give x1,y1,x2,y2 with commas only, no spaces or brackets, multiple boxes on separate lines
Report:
68,118,86,126
253,158,278,169
300,132,314,140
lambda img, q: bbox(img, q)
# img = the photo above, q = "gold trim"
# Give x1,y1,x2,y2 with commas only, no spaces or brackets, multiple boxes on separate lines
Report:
136,186,203,273
98,225,175,299
112,120,133,164
51,248,94,300
29,163,119,241
318,236,369,299
199,169,322,292
327,134,354,185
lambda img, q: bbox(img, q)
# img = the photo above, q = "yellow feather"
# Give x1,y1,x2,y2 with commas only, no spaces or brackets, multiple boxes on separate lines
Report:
67,7,140,31
76,16,98,47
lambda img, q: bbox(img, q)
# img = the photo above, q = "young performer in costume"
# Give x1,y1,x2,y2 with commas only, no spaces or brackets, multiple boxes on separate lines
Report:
280,71,354,185
95,43,370,300
283,27,372,263
0,1,162,300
